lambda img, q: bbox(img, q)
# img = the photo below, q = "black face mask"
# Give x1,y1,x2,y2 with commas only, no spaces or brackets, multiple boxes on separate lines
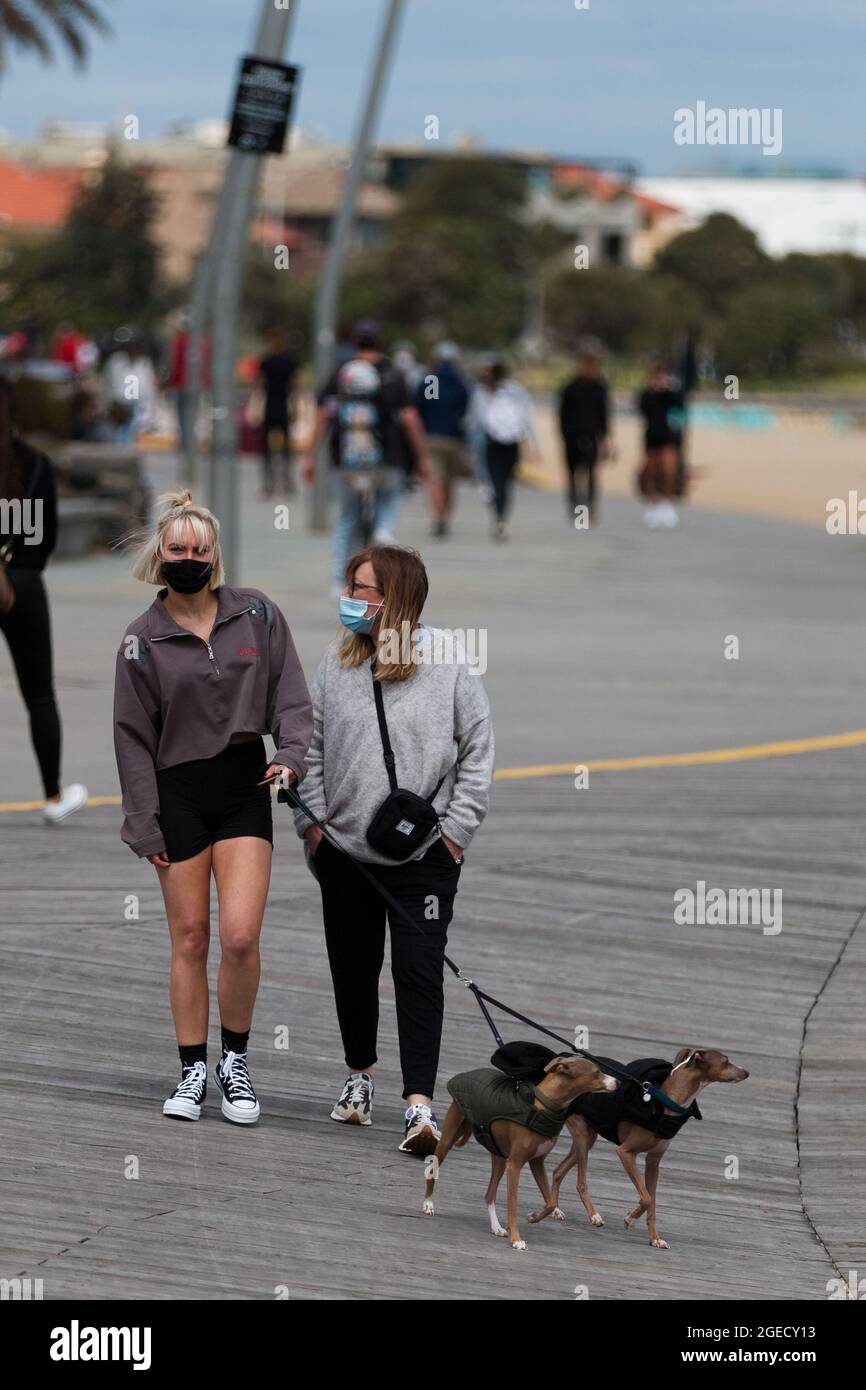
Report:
161,559,213,594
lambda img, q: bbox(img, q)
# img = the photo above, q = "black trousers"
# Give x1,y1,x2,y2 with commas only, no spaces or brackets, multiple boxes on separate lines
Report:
314,835,462,1100
0,569,61,798
564,435,599,516
484,438,520,521
261,411,292,493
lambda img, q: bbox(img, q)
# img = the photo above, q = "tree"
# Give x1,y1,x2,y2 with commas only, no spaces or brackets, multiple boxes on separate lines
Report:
0,154,170,337
0,0,110,69
366,158,543,349
653,212,769,316
715,282,834,377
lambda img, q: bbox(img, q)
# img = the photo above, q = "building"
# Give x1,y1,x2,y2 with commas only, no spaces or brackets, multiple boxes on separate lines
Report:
637,176,866,258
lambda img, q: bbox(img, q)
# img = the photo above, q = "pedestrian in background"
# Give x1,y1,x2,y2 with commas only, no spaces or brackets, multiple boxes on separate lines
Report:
0,375,88,823
415,341,470,539
637,361,684,529
302,320,429,596
469,359,539,541
558,345,610,525
259,326,298,498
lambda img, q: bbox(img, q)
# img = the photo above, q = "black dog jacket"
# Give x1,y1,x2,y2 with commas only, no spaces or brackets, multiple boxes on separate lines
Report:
568,1056,702,1144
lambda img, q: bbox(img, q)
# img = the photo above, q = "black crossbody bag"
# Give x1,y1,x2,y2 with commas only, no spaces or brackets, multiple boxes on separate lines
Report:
365,667,447,859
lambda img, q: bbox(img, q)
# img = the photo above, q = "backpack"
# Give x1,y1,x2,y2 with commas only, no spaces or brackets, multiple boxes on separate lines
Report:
336,357,387,470
483,386,524,444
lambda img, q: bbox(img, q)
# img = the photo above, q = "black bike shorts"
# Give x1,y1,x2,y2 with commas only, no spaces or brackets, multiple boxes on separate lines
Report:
156,738,273,863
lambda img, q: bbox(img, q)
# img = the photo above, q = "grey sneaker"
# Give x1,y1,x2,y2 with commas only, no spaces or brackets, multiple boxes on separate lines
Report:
398,1103,441,1156
331,1072,374,1126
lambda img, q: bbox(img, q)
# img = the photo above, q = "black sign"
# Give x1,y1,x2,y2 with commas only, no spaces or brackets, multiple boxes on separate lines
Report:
227,57,300,155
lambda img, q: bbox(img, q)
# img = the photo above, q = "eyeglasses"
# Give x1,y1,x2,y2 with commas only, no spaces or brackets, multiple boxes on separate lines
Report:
347,580,383,598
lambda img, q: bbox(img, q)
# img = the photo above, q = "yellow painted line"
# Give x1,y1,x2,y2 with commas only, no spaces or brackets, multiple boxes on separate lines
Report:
493,728,866,780
3,729,866,813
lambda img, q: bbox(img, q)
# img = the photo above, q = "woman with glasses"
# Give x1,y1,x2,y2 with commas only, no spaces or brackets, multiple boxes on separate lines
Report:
293,544,494,1156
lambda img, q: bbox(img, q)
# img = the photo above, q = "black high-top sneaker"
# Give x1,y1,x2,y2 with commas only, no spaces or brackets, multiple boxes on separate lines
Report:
214,1050,260,1125
163,1060,207,1121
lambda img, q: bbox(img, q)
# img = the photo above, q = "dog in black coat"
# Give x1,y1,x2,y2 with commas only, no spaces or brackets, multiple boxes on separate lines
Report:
531,1048,749,1249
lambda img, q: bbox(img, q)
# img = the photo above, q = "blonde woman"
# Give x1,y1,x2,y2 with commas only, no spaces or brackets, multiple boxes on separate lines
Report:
294,544,494,1156
113,492,312,1124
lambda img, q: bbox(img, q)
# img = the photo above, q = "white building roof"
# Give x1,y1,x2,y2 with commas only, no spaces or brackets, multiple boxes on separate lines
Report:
637,177,866,257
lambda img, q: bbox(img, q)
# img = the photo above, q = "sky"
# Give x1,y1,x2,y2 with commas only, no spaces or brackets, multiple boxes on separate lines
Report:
0,0,862,175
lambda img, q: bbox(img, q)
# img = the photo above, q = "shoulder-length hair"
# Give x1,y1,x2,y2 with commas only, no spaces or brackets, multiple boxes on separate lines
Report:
338,544,428,683
131,491,224,588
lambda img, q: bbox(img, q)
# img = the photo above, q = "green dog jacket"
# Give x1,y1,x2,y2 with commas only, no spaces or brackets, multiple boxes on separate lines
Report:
447,1067,569,1157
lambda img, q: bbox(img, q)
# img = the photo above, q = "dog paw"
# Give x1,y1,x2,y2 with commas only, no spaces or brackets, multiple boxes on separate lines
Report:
511,1238,527,1251
527,1210,544,1224
590,1213,604,1227
491,1225,508,1238
650,1237,669,1250
422,1199,434,1216
552,1207,565,1222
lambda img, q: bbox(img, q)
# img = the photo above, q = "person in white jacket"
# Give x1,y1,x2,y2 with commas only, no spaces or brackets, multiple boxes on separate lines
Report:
468,359,540,539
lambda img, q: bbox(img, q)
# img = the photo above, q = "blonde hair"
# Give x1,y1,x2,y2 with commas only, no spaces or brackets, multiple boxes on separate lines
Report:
132,491,224,588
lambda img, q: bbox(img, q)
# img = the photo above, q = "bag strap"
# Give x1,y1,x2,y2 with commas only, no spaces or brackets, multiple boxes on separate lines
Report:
371,668,398,792
371,663,446,800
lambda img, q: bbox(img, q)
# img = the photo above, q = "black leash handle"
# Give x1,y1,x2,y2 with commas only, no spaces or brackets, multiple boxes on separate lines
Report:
281,782,672,1098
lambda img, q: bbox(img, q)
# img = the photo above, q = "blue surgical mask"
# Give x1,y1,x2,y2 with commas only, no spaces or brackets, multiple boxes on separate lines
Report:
339,594,383,634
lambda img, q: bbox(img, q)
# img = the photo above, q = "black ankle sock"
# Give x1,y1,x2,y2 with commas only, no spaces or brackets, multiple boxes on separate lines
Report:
221,1026,249,1055
179,1043,207,1069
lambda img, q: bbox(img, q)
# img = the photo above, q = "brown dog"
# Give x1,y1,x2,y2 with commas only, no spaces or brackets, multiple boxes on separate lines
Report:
536,1048,749,1249
422,1056,616,1250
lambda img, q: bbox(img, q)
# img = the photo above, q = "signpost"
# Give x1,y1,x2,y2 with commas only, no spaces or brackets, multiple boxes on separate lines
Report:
185,2,299,580
227,58,299,155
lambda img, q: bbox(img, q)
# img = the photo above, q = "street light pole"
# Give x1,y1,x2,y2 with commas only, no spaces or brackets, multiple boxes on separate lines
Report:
308,0,406,531
189,0,298,582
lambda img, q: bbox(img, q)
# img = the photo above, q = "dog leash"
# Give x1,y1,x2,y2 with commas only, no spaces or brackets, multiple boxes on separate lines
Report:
280,784,690,1113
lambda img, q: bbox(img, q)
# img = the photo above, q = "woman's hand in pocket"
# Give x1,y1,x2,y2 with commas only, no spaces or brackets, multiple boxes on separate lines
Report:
441,834,463,863
305,826,323,857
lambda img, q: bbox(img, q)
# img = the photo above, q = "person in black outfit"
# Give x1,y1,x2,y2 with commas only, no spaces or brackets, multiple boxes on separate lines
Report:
258,326,298,497
558,349,610,523
0,376,87,821
636,362,685,529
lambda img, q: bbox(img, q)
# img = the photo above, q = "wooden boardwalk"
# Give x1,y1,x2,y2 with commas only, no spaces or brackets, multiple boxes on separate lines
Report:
2,471,864,1300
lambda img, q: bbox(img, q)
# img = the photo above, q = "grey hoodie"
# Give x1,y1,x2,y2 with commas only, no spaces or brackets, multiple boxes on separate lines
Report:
293,631,494,866
113,585,312,857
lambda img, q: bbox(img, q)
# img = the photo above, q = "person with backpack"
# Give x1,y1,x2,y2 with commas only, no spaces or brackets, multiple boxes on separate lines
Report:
558,346,611,525
468,360,539,541
414,342,471,540
0,375,88,822
292,544,494,1157
301,321,429,594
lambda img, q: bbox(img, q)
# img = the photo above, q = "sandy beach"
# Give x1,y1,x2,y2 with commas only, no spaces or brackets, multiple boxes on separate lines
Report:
528,397,866,530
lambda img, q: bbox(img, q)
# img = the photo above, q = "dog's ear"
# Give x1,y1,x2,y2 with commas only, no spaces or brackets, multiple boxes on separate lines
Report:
543,1056,572,1075
673,1047,701,1068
